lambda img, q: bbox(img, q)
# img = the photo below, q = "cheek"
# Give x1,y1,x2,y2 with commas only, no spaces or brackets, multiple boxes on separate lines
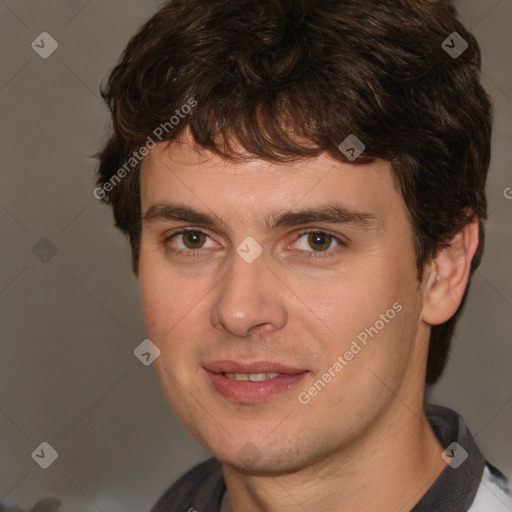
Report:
138,267,166,336
300,273,395,344
307,272,415,381
138,257,186,341
354,295,421,395
138,261,212,363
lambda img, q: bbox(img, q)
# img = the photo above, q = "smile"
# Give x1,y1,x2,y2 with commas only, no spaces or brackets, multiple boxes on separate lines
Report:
224,372,280,381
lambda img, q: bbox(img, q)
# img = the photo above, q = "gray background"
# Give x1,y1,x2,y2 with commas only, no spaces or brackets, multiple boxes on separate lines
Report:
0,1,511,510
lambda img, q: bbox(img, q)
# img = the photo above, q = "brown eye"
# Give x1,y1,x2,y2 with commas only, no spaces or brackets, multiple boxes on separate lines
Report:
306,232,333,252
164,228,216,253
181,230,207,249
292,230,345,257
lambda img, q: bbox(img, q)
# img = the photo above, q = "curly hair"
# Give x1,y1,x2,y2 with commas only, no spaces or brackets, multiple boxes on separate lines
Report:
96,0,492,385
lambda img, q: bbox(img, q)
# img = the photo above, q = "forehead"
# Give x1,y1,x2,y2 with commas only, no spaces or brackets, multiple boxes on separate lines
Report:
140,136,403,231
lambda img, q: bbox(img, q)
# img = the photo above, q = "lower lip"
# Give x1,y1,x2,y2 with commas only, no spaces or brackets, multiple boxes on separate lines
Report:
205,370,308,402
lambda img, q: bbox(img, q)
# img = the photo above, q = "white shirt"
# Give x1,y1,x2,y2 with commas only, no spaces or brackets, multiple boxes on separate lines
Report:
468,464,512,511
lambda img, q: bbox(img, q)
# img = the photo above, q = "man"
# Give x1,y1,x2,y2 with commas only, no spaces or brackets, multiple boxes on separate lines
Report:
95,0,511,510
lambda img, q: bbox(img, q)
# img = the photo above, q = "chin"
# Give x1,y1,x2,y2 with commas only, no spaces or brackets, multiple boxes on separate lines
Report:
221,455,290,475
205,437,310,475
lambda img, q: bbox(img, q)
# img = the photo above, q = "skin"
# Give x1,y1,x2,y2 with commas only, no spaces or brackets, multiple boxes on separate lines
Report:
138,131,479,511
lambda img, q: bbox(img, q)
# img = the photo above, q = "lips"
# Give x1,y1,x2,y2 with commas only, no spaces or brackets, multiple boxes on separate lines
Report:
203,360,309,402
203,360,307,375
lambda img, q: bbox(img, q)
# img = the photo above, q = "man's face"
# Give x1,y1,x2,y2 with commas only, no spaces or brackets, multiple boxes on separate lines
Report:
138,134,428,473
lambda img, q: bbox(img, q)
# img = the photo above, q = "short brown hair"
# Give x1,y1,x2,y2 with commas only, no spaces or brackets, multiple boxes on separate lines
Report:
96,0,492,385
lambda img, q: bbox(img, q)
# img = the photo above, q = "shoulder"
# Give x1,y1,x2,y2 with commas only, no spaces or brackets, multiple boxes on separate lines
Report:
468,462,512,512
150,458,225,512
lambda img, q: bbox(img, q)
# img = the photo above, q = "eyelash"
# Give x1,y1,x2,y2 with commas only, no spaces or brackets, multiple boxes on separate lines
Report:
162,227,346,259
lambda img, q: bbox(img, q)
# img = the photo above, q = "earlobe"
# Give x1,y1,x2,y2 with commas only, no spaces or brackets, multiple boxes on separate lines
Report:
421,217,480,326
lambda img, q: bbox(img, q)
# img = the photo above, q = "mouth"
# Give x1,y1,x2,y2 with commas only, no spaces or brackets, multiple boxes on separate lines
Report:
203,360,309,402
223,372,281,381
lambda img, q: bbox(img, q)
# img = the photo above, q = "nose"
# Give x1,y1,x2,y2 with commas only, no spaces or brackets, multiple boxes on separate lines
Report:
210,248,287,338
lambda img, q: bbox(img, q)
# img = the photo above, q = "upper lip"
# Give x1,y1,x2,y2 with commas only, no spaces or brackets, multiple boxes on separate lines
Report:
204,360,307,375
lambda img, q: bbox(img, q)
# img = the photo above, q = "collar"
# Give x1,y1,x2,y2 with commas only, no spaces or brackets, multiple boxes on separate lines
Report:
411,402,486,511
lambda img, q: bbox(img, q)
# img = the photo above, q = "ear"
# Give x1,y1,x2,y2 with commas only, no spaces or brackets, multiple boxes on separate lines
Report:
421,216,480,325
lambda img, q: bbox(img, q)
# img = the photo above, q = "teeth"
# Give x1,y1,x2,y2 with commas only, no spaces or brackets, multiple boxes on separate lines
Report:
224,372,280,381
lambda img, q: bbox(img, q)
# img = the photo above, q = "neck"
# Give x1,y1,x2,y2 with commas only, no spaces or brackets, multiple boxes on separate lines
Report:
222,402,446,512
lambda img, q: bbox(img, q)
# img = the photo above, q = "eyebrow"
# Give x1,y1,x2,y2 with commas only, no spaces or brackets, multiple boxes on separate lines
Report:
142,201,377,234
